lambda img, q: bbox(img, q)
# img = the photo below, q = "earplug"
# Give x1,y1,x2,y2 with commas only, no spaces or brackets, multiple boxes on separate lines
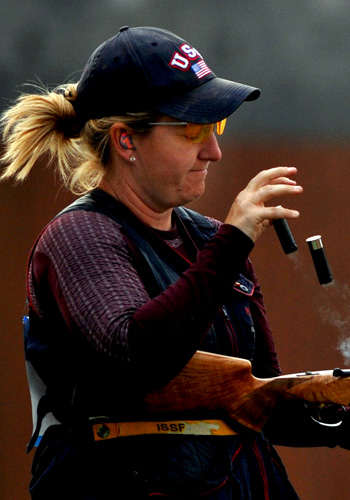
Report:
120,132,135,150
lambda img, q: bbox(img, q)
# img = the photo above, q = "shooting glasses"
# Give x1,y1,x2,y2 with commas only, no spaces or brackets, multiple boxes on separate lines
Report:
148,119,227,143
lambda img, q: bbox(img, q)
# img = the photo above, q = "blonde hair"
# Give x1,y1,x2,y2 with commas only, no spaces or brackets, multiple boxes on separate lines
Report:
0,83,156,194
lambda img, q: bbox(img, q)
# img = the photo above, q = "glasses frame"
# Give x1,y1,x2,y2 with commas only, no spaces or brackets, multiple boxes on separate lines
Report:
148,119,226,143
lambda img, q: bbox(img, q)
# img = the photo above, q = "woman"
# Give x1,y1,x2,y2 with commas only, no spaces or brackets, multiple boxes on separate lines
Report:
1,25,346,500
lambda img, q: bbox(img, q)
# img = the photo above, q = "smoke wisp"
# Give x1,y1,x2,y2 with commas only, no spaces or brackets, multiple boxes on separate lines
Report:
319,281,350,366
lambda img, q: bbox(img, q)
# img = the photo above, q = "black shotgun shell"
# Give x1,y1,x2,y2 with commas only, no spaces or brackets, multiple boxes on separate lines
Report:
306,235,333,285
273,218,298,254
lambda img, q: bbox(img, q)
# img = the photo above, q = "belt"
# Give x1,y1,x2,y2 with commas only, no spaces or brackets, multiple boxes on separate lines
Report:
91,419,239,442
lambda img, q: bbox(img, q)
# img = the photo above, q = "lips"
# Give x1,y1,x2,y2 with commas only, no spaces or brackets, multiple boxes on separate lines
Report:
189,167,208,173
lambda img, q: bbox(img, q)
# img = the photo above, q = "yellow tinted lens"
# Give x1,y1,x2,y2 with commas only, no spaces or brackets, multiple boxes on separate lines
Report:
186,123,215,143
216,119,227,135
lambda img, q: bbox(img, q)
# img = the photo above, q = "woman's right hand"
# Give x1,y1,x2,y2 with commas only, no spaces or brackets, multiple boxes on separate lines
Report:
224,166,303,242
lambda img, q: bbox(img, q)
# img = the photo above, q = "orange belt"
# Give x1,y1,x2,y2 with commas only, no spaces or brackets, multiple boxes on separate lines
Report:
91,419,239,442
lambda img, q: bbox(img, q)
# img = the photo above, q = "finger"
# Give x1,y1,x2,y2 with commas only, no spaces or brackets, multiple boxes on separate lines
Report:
254,182,303,206
265,205,300,221
269,176,298,186
247,167,298,191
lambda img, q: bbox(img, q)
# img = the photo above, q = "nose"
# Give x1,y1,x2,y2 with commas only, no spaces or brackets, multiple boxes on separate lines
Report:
198,133,222,162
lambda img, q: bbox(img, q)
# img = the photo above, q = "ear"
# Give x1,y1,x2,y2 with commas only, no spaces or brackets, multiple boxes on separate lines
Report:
110,123,135,161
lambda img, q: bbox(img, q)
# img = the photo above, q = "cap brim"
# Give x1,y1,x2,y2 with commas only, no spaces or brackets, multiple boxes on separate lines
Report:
154,77,260,124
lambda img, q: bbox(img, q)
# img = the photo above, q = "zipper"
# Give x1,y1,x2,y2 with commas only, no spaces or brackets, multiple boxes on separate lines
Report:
221,304,238,356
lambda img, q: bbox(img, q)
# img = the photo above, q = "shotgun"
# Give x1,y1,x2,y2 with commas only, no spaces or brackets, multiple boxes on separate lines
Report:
144,351,350,432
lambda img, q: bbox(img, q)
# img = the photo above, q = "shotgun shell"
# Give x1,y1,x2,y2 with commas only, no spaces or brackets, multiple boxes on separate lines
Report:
306,235,333,284
272,218,298,254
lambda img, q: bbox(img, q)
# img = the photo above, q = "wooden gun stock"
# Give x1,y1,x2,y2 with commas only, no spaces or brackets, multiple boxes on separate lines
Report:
144,351,350,432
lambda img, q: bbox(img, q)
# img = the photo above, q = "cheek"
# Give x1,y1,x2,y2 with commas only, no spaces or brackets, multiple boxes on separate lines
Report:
138,136,199,188
152,157,190,185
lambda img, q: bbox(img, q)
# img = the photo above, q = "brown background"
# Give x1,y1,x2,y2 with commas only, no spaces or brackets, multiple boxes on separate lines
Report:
2,138,350,499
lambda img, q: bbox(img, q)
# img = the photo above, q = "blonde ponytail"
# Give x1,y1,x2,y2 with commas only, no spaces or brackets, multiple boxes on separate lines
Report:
1,83,157,194
0,84,83,188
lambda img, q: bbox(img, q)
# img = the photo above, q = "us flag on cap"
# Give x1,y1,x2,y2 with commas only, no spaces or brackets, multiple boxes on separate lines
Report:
192,60,211,79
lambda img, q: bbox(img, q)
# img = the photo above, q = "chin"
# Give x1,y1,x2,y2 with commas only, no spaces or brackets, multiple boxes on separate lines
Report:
181,190,205,207
173,182,206,207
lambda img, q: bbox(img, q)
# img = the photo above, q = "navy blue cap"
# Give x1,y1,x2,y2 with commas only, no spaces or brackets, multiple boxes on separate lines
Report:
74,26,260,124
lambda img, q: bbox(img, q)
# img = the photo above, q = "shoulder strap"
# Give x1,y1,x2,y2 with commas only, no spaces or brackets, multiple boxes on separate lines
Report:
57,190,217,297
174,206,218,246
